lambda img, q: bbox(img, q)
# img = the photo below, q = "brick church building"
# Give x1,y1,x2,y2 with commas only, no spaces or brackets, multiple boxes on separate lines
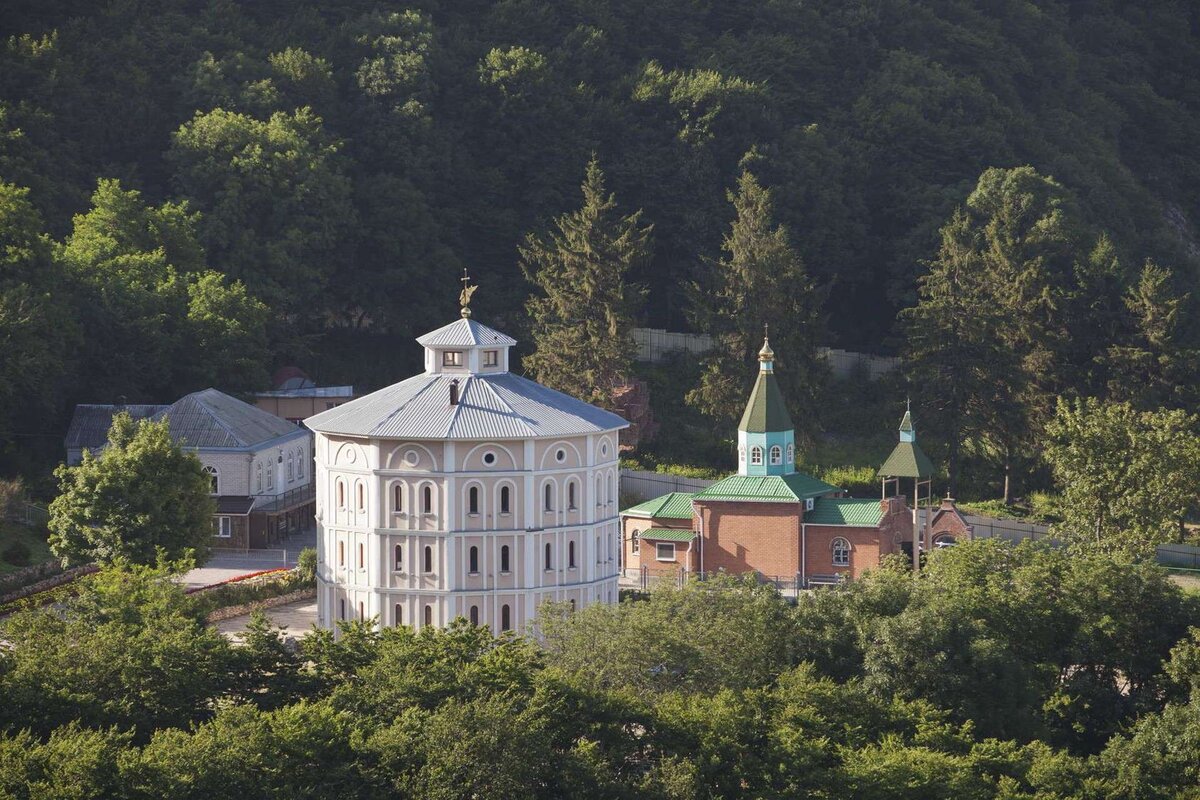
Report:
621,334,971,585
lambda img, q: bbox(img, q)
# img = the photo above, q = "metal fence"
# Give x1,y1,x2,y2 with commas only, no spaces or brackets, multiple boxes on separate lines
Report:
917,508,1052,543
620,470,716,503
1157,543,1200,569
4,501,50,527
632,328,900,379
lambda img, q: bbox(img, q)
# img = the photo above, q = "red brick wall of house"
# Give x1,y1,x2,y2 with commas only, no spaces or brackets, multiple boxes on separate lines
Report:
802,498,910,581
694,501,800,578
927,499,972,548
622,515,695,573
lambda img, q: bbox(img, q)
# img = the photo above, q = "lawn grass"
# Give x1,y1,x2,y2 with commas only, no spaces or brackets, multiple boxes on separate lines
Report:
1167,570,1200,595
0,520,53,575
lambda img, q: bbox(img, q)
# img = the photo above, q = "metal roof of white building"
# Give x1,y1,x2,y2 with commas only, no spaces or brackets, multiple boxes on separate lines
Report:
415,318,517,348
305,372,627,440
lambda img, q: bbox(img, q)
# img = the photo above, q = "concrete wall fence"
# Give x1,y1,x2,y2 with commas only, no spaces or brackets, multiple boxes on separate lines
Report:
632,328,900,380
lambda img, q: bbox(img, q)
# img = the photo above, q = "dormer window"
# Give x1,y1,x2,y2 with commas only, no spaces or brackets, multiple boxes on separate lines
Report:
442,351,463,367
483,349,499,367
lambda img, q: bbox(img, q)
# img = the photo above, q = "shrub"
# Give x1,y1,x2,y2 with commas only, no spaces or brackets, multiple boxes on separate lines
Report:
813,464,878,497
297,547,317,582
2,540,32,567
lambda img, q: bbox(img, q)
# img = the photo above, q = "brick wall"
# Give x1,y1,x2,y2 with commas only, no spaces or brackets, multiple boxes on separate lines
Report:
695,500,800,578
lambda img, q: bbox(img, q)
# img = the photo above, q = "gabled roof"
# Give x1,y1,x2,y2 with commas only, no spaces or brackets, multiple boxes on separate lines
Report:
305,372,628,440
738,369,793,433
65,404,167,451
806,497,884,527
622,492,695,520
641,528,696,542
898,409,914,433
693,472,838,503
880,441,935,479
416,318,517,348
254,385,354,399
154,389,303,450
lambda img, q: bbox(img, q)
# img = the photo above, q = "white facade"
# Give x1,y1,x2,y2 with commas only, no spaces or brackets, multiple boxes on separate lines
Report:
307,316,626,635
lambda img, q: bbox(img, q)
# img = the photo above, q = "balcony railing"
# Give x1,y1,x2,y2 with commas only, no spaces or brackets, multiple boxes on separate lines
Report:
253,483,316,515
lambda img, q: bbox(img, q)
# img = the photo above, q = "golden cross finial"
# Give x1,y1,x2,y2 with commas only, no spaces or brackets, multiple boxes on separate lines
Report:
459,268,477,318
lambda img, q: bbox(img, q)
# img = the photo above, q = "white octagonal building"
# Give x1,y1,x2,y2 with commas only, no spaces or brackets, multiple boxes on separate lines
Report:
306,312,628,635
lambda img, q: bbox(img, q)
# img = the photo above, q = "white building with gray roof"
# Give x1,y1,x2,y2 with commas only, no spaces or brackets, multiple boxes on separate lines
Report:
306,310,628,635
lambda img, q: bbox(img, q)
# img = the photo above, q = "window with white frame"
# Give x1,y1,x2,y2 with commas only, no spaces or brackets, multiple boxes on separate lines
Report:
832,537,850,567
786,443,794,464
213,516,231,538
394,544,403,571
544,483,554,511
499,485,511,515
267,464,275,491
770,445,782,465
739,446,746,463
483,349,499,367
256,463,263,492
656,542,675,562
567,481,577,510
631,531,640,554
393,483,404,514
750,446,763,465
202,465,219,495
287,452,294,481
442,350,463,366
296,448,304,478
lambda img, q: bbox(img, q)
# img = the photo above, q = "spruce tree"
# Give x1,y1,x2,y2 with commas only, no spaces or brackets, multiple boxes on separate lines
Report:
520,157,651,409
687,170,826,444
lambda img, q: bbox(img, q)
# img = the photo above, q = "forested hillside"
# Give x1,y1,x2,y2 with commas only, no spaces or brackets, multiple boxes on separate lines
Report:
2,0,1199,481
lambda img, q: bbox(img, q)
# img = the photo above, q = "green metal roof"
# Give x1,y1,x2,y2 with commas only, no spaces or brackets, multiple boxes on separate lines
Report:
693,471,838,503
898,409,914,433
621,492,695,520
806,497,884,527
879,440,935,479
641,528,697,542
738,370,794,433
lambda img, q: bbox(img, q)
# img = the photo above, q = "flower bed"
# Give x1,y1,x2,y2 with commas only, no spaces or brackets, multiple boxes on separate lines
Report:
184,567,291,594
186,566,315,619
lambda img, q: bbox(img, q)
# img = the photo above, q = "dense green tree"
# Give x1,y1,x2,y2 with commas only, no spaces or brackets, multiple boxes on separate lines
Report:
0,725,130,800
1103,260,1199,410
688,169,826,441
521,157,651,409
0,181,74,449
1043,398,1200,558
48,413,215,566
0,563,234,738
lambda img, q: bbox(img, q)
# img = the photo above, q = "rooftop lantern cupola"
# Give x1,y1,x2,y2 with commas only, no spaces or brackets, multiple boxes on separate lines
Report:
737,325,797,477
415,270,517,377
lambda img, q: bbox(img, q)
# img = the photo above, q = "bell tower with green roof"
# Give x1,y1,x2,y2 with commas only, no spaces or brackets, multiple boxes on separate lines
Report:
737,329,797,477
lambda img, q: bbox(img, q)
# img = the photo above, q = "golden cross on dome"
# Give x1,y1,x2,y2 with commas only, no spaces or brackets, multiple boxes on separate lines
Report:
459,268,477,318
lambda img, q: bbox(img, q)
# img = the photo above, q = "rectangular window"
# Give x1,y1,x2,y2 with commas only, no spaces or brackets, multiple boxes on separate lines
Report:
442,351,463,366
656,542,675,562
483,350,499,367
213,516,232,538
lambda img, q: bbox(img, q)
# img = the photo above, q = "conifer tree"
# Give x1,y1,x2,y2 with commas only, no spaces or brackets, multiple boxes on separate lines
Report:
520,157,651,409
687,170,825,443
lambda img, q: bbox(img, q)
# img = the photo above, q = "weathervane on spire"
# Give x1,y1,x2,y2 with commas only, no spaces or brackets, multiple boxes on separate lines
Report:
459,268,477,318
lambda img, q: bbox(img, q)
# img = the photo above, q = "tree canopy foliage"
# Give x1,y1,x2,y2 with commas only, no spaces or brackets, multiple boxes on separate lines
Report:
2,0,1198,484
1,543,1199,798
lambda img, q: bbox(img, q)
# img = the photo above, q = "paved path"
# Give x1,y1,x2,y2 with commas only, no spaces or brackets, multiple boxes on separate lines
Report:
214,598,319,642
182,529,316,589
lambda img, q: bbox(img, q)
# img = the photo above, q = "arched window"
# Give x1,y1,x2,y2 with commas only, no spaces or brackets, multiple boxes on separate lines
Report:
358,542,364,570
595,476,603,506
500,485,511,515
832,537,850,567
336,480,345,509
786,443,794,464
469,605,479,625
338,540,345,566
256,462,263,492
267,464,275,491
631,531,640,554
933,534,958,548
423,485,433,514
750,446,763,465
501,604,511,631
609,474,615,503
296,448,304,478
739,446,746,463
568,541,576,568
423,545,433,573
544,542,553,570
468,486,479,515
544,483,554,511
500,545,510,572
596,535,600,563
339,598,345,620
394,544,403,571
393,484,404,514
287,451,294,481
202,465,219,494
567,481,577,510
770,445,782,465
424,605,433,627
358,601,364,620
469,546,479,573
395,603,403,626
356,483,365,511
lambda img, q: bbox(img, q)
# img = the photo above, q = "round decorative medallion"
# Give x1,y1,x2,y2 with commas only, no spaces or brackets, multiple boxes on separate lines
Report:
403,449,419,467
